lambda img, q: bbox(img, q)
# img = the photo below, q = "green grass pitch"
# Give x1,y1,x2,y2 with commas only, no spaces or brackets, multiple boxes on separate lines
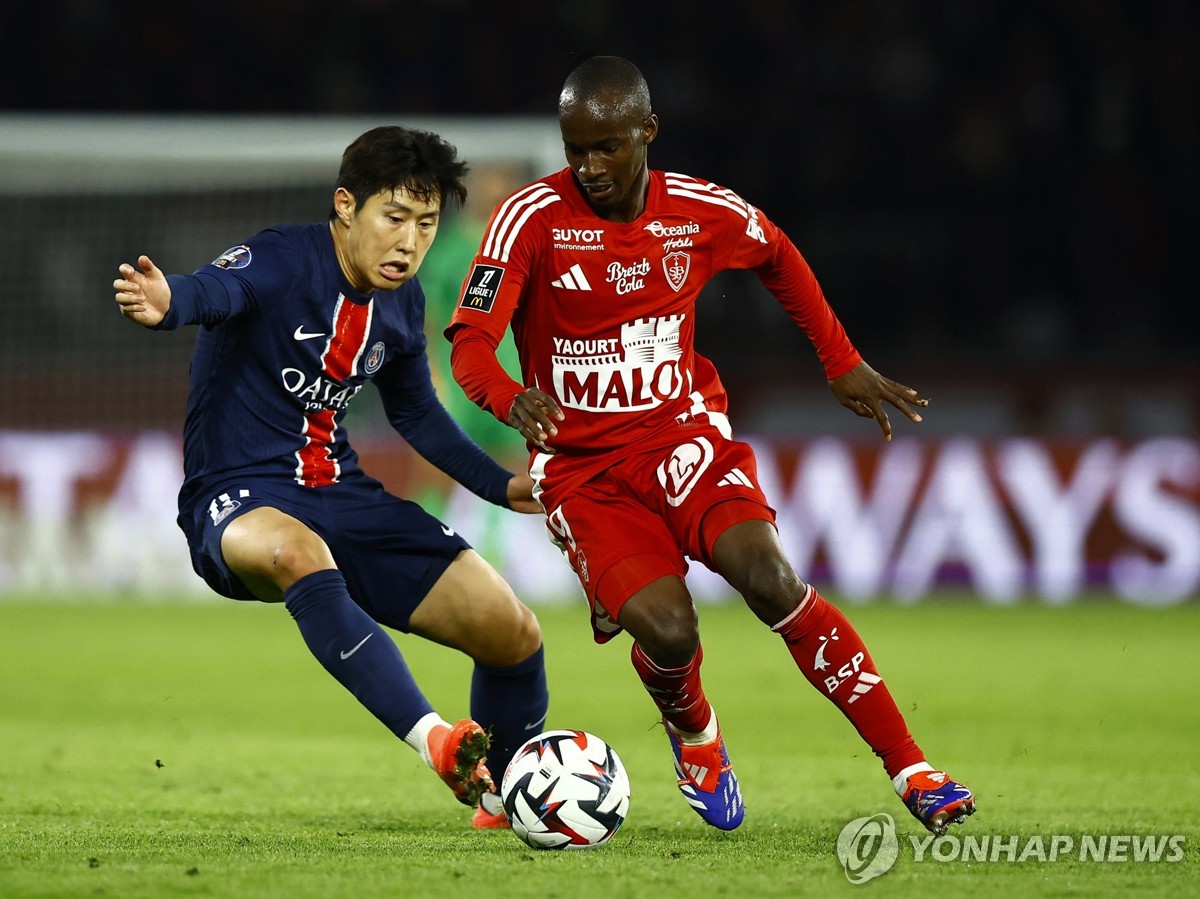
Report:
1,595,1197,897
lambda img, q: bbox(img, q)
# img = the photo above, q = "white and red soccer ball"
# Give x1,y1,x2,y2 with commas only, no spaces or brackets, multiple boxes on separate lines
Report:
500,729,630,850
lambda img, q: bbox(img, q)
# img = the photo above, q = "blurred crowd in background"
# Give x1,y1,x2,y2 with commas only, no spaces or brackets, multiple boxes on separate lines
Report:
2,0,1196,436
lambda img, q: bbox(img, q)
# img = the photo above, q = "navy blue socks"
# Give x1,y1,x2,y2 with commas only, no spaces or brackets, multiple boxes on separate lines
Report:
284,569,433,740
471,644,549,782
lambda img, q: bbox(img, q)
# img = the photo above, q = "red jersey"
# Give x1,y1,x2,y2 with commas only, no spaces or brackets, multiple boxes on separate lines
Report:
448,167,861,493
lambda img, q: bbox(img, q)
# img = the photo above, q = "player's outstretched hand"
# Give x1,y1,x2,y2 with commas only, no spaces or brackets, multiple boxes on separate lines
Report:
114,255,171,328
506,472,541,514
508,387,565,454
828,360,928,441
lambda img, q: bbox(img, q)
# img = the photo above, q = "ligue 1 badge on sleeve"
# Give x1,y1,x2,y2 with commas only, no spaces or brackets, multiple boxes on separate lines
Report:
212,245,252,270
459,263,504,313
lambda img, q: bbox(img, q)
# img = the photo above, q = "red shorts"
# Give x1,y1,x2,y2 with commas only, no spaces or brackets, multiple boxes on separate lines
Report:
537,428,775,643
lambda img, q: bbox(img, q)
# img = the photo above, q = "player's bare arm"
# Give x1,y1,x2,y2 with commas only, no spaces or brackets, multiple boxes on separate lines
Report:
507,387,565,454
828,360,928,442
113,255,171,328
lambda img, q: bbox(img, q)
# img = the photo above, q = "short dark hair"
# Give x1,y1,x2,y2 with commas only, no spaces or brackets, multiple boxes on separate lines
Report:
559,56,652,121
330,126,469,220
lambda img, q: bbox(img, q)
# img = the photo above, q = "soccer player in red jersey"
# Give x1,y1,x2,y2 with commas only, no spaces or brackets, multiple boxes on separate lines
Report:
447,58,975,833
114,126,548,828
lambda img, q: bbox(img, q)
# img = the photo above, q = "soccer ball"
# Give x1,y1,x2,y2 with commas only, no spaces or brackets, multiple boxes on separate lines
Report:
500,729,630,850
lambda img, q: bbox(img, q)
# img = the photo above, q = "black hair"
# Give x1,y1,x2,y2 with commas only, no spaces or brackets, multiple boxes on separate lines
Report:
559,56,652,121
330,125,469,220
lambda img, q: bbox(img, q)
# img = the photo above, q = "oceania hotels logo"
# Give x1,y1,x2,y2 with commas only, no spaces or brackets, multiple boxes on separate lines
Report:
643,220,700,238
645,220,700,253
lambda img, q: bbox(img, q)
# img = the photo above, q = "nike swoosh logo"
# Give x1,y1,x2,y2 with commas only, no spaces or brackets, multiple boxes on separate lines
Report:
523,713,548,731
441,525,455,537
294,326,327,341
339,633,373,659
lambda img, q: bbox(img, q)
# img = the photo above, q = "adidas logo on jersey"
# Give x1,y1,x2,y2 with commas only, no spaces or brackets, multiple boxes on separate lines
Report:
717,468,754,488
551,263,592,291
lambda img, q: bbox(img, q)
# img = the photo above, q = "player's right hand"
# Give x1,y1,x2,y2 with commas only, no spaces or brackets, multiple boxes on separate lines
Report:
508,387,565,453
114,255,171,328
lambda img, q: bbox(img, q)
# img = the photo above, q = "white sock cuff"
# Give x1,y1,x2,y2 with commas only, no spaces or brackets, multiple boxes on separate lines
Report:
403,712,449,769
892,761,935,795
666,708,719,746
770,584,815,632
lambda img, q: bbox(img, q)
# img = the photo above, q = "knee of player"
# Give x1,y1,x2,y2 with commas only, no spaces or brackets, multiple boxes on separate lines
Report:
509,602,544,659
741,559,806,621
269,537,336,585
641,607,700,668
480,598,544,667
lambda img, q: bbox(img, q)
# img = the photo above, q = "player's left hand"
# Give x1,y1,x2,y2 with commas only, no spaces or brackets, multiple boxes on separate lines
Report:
828,360,928,441
506,472,541,514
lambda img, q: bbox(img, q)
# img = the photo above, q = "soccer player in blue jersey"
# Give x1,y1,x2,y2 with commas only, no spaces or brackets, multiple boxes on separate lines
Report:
113,125,546,829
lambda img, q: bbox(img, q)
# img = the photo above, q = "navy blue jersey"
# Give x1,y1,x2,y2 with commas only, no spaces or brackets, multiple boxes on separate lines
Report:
156,222,511,515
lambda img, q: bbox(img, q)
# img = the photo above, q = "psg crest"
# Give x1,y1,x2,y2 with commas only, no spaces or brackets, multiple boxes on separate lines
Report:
662,251,690,292
363,341,386,375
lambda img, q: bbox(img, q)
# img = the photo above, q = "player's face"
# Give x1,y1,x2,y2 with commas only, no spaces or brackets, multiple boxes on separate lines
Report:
335,186,440,293
561,104,658,223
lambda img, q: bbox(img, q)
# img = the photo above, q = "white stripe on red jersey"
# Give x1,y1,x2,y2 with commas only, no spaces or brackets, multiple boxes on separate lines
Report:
665,174,753,221
482,183,562,263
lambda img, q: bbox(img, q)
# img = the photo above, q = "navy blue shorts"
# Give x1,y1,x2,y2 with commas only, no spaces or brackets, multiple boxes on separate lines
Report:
178,474,472,632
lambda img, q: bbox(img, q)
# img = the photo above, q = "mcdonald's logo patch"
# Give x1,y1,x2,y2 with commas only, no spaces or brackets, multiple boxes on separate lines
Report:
458,263,504,313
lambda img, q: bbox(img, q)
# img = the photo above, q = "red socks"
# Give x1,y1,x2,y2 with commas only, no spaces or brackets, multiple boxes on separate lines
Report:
628,587,925,778
631,641,713,736
773,587,924,778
